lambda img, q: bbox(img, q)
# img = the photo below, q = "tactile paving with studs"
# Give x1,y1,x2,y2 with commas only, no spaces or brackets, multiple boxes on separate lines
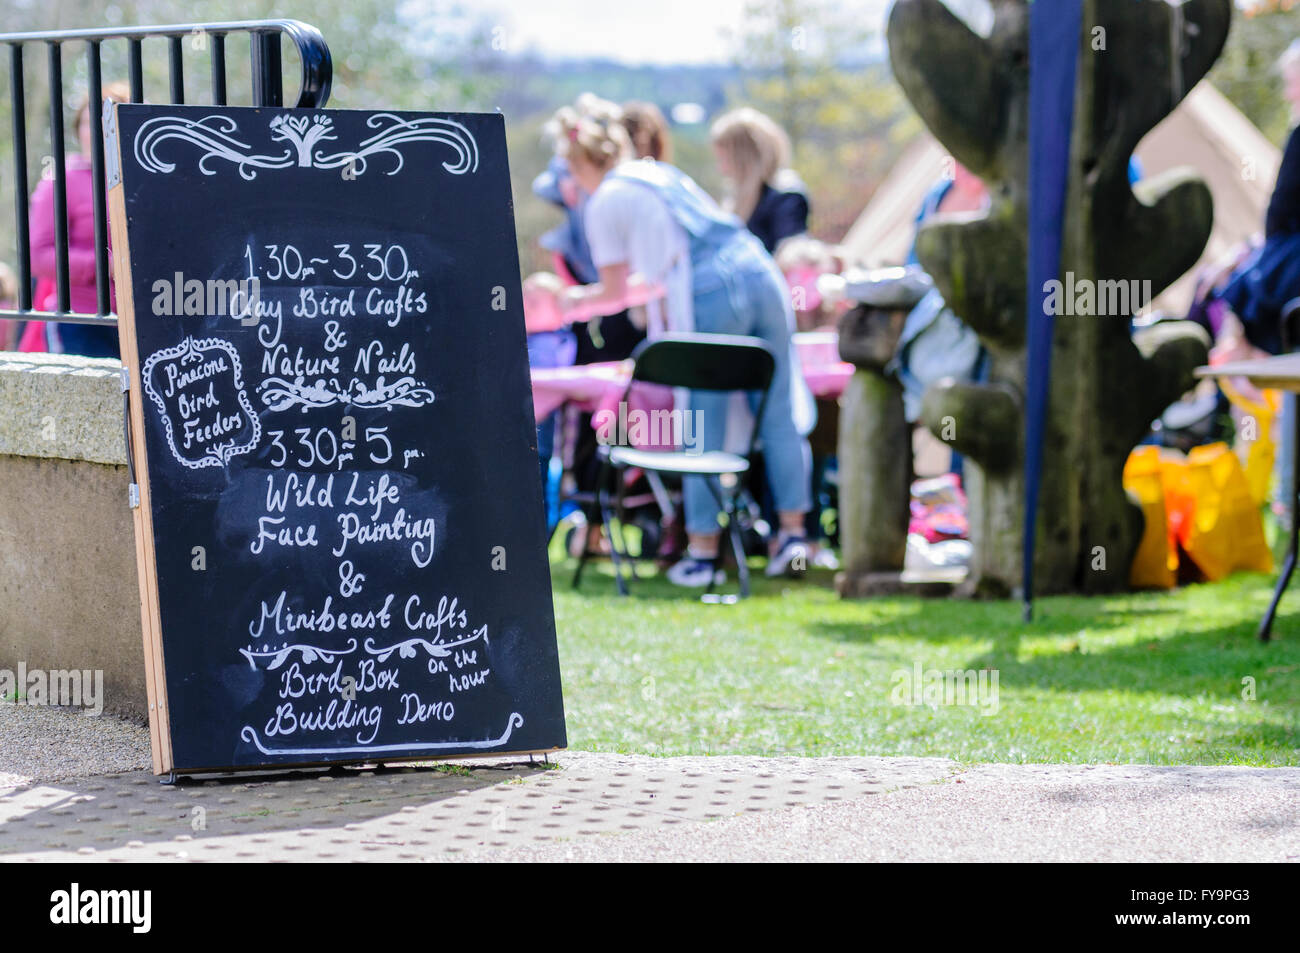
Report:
0,752,958,861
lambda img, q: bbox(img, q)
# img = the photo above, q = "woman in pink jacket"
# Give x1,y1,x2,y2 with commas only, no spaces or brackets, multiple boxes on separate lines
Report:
28,82,128,358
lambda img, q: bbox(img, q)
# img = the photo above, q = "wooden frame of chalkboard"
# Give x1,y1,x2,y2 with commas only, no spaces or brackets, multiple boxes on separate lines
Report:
106,102,566,775
111,179,171,774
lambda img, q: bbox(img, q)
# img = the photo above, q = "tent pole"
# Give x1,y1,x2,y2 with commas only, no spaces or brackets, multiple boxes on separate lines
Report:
1023,0,1083,623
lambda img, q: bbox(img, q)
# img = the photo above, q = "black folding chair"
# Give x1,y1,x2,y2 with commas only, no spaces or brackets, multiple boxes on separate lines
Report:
573,332,776,599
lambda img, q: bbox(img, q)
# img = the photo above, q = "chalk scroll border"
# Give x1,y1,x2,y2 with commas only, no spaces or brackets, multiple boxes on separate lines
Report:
364,624,488,665
239,712,525,756
133,112,480,180
257,374,435,413
239,638,359,671
141,336,262,470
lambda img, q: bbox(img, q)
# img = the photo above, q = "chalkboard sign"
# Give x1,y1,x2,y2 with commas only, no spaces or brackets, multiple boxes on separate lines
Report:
106,103,566,775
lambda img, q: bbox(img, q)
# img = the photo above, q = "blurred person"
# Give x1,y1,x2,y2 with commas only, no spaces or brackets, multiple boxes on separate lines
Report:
549,95,814,584
711,107,809,253
16,278,53,352
532,93,645,363
534,97,653,554
523,272,579,500
1215,39,1300,522
898,160,988,478
775,235,847,331
0,262,18,351
28,81,129,358
532,154,598,286
523,270,568,335
1219,39,1300,354
620,101,673,163
773,236,849,567
909,160,989,257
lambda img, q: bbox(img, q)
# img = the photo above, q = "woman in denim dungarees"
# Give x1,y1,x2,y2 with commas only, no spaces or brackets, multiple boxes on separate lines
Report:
550,99,813,585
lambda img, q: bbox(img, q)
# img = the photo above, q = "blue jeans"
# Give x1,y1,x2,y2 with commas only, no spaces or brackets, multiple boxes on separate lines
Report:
55,323,119,359
684,235,811,535
537,411,556,504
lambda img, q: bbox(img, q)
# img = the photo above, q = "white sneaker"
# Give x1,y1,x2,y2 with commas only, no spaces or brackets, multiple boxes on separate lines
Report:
812,547,840,571
562,512,587,559
766,536,809,578
666,557,726,587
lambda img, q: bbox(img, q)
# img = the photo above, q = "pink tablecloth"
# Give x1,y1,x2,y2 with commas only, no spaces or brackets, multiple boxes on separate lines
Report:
530,331,852,421
531,361,631,420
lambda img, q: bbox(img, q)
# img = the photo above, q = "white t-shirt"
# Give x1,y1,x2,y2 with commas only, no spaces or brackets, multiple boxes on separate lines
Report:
584,169,693,336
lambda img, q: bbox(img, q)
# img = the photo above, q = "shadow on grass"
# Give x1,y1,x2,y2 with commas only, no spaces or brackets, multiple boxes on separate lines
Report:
807,601,1191,646
958,612,1300,703
802,574,1300,705
556,553,1300,706
1206,721,1300,764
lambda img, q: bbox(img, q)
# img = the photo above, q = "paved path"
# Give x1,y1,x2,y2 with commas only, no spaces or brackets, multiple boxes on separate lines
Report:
0,710,1295,861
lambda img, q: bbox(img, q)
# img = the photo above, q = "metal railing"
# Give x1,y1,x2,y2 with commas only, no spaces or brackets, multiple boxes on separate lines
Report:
0,19,332,329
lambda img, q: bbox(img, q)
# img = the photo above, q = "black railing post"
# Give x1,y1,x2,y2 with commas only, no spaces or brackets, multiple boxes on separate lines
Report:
9,44,31,311
167,34,184,103
251,31,283,107
128,37,143,102
46,40,70,313
87,39,110,316
211,32,227,106
0,19,332,328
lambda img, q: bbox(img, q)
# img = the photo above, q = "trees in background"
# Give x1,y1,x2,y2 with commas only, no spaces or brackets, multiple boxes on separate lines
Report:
1210,0,1300,144
725,0,920,242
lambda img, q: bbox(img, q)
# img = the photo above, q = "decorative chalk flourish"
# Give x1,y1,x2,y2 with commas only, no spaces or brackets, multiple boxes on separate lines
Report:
239,638,359,671
363,625,489,664
257,374,435,412
239,712,524,756
133,112,479,180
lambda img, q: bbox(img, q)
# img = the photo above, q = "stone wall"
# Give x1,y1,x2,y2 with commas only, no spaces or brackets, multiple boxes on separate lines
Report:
0,351,145,721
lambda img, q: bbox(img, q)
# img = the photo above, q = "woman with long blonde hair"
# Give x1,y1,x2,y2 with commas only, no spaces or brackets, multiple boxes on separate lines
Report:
548,94,814,586
710,107,809,253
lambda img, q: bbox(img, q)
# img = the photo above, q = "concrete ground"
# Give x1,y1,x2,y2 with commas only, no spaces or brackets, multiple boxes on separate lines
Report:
0,706,1296,862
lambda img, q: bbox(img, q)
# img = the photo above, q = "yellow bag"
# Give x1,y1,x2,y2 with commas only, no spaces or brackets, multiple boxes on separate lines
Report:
1123,446,1176,589
1177,443,1273,581
1219,379,1280,507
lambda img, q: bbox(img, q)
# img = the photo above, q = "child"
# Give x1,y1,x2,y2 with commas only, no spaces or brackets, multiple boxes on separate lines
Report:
523,272,578,370
523,272,578,508
775,236,849,332
524,271,567,334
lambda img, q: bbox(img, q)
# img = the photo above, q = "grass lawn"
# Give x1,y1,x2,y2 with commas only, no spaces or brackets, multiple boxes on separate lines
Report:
549,555,1300,765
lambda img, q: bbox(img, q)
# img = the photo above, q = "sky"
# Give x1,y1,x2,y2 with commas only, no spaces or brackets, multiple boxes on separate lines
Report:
470,0,895,65
471,0,1269,64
